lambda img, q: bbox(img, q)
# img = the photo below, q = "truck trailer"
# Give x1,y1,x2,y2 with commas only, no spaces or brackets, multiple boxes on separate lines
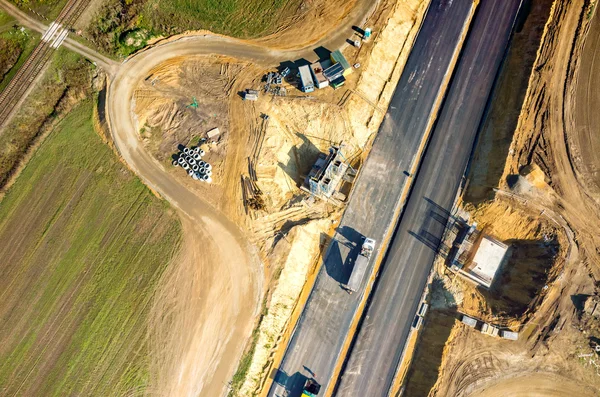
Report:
345,238,376,294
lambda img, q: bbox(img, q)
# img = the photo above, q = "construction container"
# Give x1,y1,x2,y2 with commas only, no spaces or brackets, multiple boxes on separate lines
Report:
298,65,315,93
323,63,345,83
330,49,352,76
461,315,477,328
310,62,329,89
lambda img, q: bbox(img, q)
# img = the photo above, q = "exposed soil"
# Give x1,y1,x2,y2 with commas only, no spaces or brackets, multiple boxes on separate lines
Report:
404,0,600,395
465,0,554,202
126,1,427,395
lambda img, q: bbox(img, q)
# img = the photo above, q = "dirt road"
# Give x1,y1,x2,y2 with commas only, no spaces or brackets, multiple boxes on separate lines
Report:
572,4,600,198
104,1,378,395
467,374,597,397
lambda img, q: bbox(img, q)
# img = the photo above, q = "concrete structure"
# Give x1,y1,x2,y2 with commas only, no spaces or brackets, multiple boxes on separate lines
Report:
310,61,329,89
462,235,509,288
298,65,315,93
302,146,348,200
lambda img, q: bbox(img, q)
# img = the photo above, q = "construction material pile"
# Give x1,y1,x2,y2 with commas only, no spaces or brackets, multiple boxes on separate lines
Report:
172,146,213,183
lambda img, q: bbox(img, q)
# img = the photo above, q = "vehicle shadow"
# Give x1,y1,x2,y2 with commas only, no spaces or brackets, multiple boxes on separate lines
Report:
272,369,311,397
324,225,362,285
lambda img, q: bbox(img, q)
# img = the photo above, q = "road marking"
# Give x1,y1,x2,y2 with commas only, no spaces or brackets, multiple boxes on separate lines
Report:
51,28,69,48
325,2,479,396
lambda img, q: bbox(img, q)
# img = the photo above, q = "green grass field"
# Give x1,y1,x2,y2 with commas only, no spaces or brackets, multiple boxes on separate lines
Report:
0,26,38,90
0,101,182,395
87,0,302,56
144,0,299,37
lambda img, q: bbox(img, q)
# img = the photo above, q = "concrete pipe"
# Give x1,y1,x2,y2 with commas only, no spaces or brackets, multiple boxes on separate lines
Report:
188,169,194,176
199,160,206,167
172,160,179,166
190,158,196,165
194,147,200,153
199,149,205,157
205,176,212,183
183,147,189,154
206,169,212,176
192,173,199,180
177,157,185,164
193,165,199,171
204,163,212,171
202,174,209,181
183,163,190,170
194,153,201,160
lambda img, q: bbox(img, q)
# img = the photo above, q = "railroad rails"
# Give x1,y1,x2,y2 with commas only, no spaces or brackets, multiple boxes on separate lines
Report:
0,0,89,130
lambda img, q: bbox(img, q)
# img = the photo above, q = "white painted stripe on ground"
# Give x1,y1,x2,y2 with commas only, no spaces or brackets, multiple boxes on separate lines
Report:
51,28,69,49
43,22,62,43
41,22,56,41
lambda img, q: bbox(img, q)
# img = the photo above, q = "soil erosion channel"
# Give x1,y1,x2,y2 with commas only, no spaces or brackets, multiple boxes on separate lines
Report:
106,1,375,395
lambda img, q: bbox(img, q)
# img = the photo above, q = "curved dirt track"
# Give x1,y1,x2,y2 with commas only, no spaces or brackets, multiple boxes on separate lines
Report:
466,374,598,397
573,7,600,197
106,1,377,395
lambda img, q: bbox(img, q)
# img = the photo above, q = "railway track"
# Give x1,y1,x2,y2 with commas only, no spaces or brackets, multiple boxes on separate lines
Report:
0,0,89,130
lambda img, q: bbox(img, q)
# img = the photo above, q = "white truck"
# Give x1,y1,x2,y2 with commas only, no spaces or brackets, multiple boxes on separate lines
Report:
345,238,376,294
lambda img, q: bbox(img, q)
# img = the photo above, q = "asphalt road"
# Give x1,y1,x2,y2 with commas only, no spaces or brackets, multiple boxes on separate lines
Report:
268,1,476,396
334,0,523,395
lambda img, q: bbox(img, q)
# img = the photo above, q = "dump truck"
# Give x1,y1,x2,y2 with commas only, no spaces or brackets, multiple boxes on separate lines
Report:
345,238,376,294
302,379,321,397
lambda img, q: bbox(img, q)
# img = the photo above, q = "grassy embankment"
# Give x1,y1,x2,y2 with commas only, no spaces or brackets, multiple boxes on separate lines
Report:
0,10,38,90
0,100,182,395
87,0,302,56
0,47,92,191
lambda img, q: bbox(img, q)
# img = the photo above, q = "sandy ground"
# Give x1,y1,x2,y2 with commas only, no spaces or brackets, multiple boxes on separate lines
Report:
402,0,600,395
102,0,400,395
123,0,427,395
468,374,597,397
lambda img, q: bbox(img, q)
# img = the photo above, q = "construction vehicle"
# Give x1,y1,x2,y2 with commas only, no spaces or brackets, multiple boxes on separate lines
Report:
345,237,376,294
302,379,321,397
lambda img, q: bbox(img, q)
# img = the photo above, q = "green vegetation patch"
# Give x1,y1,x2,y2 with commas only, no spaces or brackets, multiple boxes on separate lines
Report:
0,26,37,89
0,101,182,395
87,0,302,56
10,0,69,21
0,48,90,188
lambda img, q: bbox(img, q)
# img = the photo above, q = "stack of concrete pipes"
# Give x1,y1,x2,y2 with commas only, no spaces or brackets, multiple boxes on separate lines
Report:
172,146,213,183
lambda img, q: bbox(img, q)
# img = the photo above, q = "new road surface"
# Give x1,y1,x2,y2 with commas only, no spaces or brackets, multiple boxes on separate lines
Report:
268,1,476,396
335,0,523,395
